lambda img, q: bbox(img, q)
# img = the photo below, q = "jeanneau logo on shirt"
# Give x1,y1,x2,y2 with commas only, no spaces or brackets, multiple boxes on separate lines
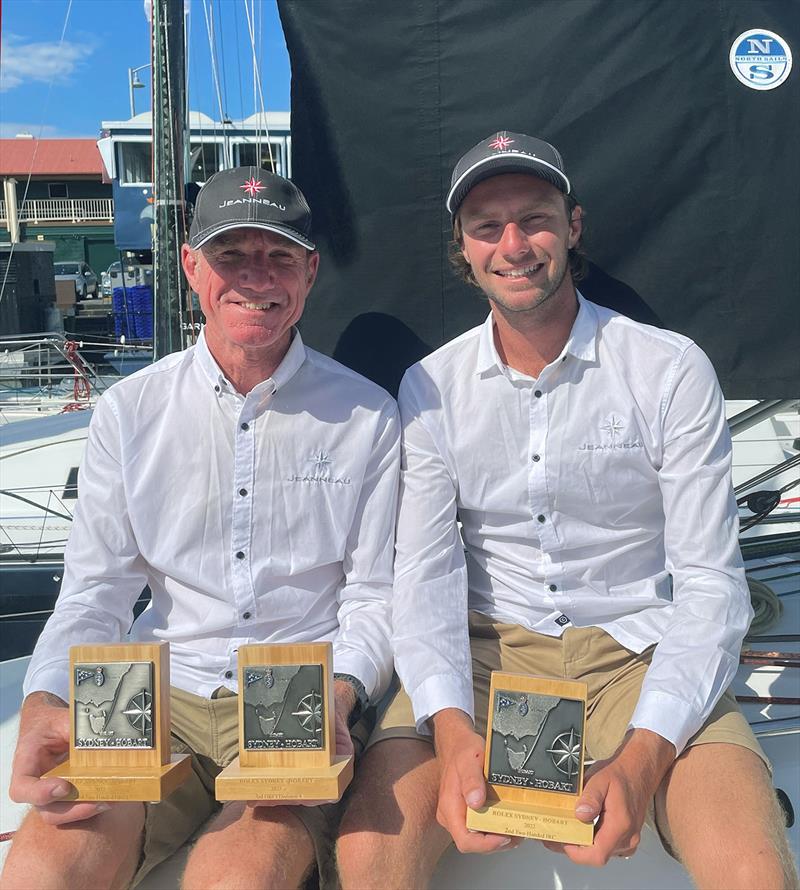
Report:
578,414,643,452
288,451,351,485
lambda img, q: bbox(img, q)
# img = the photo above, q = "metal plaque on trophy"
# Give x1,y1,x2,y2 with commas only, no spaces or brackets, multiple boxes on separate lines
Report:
215,642,354,801
466,673,594,845
45,642,191,801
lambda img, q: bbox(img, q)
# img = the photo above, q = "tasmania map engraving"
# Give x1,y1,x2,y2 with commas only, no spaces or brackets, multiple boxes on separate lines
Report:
73,661,155,748
242,664,325,750
488,689,584,794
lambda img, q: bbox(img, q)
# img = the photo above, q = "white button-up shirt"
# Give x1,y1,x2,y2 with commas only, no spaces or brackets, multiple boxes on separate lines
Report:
393,295,751,754
25,330,400,704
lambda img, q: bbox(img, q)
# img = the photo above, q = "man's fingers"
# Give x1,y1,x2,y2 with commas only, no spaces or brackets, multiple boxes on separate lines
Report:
574,773,608,822
9,773,73,808
37,801,110,826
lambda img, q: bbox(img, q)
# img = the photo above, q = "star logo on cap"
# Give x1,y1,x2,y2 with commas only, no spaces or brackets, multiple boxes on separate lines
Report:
489,135,514,150
240,177,264,197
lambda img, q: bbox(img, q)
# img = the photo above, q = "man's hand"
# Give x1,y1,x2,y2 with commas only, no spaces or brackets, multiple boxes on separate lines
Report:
9,691,112,825
543,728,676,866
431,708,518,854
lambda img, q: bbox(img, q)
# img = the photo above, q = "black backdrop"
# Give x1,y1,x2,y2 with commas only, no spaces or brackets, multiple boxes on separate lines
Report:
279,1,798,398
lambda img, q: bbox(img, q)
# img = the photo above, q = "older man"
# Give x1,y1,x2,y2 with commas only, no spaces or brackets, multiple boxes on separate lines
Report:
337,133,796,889
2,167,399,890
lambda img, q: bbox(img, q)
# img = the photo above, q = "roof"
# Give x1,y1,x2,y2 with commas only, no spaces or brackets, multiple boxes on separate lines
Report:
0,139,104,177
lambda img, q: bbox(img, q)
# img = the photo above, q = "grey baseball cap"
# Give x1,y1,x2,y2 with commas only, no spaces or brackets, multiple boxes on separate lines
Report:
189,166,315,250
446,131,571,217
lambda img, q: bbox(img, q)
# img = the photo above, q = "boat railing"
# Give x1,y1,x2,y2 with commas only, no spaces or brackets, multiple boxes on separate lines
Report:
0,334,153,420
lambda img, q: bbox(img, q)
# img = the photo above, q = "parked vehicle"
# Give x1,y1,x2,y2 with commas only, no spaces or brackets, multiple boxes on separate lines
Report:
101,260,153,296
53,261,98,299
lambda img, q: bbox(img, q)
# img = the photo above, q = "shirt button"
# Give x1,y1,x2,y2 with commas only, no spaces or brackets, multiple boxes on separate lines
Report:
532,454,540,462
214,384,220,393
239,488,248,496
236,551,245,560
534,390,542,398
240,422,249,431
549,584,557,592
242,611,251,620
224,670,233,679
537,514,546,523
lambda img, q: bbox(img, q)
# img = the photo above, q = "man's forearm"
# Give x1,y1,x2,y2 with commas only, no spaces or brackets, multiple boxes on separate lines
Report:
616,727,676,795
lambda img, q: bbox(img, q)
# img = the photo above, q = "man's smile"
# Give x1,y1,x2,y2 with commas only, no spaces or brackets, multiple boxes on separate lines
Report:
493,262,544,279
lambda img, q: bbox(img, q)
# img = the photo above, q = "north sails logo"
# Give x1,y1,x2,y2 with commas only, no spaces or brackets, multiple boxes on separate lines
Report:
579,414,643,452
288,451,351,485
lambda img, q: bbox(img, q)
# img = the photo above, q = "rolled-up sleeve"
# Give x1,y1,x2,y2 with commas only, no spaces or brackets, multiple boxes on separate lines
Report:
629,344,752,754
392,370,473,732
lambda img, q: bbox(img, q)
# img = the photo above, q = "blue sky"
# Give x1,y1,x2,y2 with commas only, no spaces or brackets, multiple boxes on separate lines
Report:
0,0,291,138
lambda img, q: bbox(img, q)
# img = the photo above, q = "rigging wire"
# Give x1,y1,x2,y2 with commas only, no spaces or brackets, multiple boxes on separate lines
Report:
243,0,273,170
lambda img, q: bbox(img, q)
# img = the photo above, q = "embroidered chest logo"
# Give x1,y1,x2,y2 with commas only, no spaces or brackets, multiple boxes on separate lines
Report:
288,450,351,485
579,414,643,452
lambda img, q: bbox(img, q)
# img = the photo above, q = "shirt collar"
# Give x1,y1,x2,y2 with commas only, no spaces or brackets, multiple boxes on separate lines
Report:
194,326,307,394
475,290,598,377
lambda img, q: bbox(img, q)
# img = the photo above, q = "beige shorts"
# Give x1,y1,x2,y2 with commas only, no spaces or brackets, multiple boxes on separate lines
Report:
133,686,376,888
370,612,770,853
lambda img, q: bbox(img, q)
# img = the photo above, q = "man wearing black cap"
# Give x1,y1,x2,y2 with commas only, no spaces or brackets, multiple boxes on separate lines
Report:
3,168,400,889
336,134,795,888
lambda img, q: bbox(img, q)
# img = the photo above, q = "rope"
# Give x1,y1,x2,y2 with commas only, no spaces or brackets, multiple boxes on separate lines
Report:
746,576,783,638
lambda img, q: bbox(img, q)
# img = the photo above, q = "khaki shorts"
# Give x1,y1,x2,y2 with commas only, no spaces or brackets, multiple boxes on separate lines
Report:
133,686,376,888
370,612,770,854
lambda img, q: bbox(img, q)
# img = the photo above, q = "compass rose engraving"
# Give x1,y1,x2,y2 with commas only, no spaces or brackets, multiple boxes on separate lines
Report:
547,727,582,778
292,691,323,734
123,689,153,735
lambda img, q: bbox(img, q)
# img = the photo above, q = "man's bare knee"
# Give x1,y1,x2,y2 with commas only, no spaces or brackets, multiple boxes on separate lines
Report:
338,739,448,889
0,803,144,890
182,802,315,890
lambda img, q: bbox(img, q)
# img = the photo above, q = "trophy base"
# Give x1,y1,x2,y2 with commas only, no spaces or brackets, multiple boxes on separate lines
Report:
466,794,595,845
215,754,354,802
45,753,192,802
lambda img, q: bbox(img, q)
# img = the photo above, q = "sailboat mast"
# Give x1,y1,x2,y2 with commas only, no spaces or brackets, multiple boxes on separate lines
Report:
151,0,187,359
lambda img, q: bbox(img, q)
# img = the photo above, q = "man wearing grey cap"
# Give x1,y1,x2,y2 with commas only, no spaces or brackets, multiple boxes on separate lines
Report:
336,134,795,888
3,168,400,889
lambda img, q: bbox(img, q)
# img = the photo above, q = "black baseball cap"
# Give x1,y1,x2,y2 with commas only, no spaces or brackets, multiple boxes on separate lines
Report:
189,166,315,250
446,131,571,217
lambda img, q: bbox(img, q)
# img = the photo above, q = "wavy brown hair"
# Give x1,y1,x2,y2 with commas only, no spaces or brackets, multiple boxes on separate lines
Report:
448,192,586,287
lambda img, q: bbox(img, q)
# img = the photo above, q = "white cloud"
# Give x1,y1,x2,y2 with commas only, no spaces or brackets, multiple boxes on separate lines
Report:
0,34,88,92
0,121,61,138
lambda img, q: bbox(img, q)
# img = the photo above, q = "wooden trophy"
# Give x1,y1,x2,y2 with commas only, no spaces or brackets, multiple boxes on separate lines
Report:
215,642,354,802
45,642,191,801
466,673,594,845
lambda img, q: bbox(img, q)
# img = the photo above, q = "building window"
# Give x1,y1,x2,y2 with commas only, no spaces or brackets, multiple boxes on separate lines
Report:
48,182,68,198
190,142,221,182
118,142,153,185
235,142,284,175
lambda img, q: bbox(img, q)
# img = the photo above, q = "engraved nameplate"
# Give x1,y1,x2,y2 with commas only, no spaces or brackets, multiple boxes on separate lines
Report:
242,664,325,751
488,688,584,794
73,661,155,749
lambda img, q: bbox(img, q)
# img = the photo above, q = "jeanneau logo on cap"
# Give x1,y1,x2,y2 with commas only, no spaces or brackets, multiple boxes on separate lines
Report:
489,135,514,150
241,177,265,197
